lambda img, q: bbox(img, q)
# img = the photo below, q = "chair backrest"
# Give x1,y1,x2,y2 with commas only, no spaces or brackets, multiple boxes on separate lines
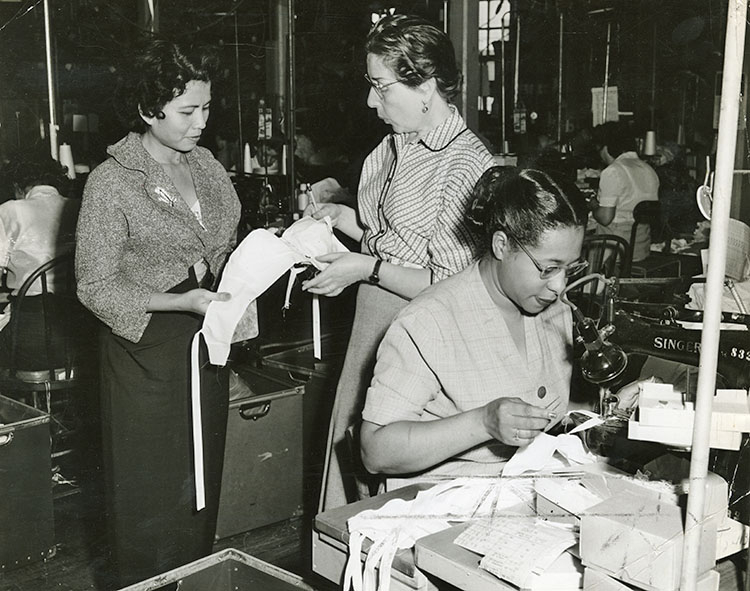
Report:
584,233,631,277
567,233,631,320
5,250,88,381
629,200,673,263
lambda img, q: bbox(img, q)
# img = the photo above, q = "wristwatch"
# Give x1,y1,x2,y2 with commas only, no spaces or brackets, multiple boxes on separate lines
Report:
368,258,382,284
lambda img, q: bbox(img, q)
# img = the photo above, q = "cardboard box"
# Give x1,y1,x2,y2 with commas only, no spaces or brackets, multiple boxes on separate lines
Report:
628,419,741,450
117,548,314,590
0,395,54,569
215,366,304,539
638,387,750,432
583,566,719,590
716,516,750,560
580,491,716,591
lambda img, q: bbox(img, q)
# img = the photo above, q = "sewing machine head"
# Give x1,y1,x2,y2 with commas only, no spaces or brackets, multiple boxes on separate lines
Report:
604,277,750,391
565,274,750,526
565,274,750,392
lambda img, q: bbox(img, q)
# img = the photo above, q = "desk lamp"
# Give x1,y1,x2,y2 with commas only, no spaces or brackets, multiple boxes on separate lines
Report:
562,274,628,414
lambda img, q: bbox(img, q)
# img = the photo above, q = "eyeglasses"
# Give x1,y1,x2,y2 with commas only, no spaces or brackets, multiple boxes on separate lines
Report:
364,74,405,99
505,230,588,280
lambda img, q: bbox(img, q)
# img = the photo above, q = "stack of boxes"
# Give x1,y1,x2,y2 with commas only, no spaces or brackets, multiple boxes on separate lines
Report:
534,462,749,591
627,383,750,450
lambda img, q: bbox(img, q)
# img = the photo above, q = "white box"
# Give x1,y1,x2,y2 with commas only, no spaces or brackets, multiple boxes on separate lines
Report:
716,516,750,560
712,389,750,431
635,383,750,439
580,491,716,591
628,419,741,450
583,566,719,591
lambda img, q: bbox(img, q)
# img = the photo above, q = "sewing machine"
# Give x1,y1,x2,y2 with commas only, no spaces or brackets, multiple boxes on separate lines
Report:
605,278,750,390
577,276,750,525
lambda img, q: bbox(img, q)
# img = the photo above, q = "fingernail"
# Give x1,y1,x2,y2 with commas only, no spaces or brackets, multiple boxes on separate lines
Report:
548,412,557,419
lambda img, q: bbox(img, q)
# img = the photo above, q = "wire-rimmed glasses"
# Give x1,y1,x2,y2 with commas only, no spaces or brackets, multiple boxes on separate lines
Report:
364,74,405,99
505,229,589,280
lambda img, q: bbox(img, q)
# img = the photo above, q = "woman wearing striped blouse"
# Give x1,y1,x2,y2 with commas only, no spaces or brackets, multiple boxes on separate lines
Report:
303,14,495,510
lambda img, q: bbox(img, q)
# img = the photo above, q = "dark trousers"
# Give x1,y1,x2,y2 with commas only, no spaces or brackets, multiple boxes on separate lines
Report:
99,277,228,587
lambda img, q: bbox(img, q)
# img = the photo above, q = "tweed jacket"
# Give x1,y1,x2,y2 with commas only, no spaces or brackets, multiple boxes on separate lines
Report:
76,132,241,343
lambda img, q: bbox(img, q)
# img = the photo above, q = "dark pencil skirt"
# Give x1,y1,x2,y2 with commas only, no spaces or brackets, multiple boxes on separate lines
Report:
98,276,229,588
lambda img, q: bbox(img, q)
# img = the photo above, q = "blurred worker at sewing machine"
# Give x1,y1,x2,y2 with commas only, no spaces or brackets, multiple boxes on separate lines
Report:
359,167,591,487
590,122,659,262
0,149,79,367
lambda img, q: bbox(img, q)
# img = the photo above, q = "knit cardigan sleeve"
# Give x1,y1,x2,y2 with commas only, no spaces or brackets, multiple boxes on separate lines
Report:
75,163,154,342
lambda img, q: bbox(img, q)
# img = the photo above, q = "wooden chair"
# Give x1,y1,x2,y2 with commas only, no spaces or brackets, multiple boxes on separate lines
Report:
567,234,630,320
628,201,682,278
0,252,94,465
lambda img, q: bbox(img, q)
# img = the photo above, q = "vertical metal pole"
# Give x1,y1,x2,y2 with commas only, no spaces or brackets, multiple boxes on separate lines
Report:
234,11,243,164
651,21,657,129
513,13,520,108
557,11,564,144
287,0,295,207
602,21,611,123
681,1,747,590
43,0,58,160
500,11,506,150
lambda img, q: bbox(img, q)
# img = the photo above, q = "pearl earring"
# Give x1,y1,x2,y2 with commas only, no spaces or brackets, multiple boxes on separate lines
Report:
421,102,429,113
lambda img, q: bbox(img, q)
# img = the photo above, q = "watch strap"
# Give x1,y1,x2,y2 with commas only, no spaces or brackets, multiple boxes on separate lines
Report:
368,258,382,284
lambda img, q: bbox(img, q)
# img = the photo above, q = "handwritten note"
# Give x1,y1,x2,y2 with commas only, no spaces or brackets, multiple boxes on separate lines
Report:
455,517,577,588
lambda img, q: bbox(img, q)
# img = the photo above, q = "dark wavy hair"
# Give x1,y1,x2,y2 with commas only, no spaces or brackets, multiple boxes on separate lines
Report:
365,14,461,102
0,147,70,201
116,39,219,133
467,167,588,257
593,121,636,158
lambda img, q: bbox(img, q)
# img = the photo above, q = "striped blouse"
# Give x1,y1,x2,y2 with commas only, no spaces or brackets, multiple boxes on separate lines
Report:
358,108,495,282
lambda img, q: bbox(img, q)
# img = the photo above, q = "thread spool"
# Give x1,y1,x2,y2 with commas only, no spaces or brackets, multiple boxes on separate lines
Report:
58,143,75,179
643,131,656,156
676,124,685,146
243,143,252,174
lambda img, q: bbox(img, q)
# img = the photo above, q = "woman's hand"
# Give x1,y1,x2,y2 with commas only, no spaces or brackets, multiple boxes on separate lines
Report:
303,202,341,225
178,289,231,316
482,397,556,447
301,253,372,297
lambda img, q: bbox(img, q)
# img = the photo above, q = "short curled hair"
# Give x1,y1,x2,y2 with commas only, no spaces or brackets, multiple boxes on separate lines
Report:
116,38,219,133
366,14,462,102
467,167,588,256
593,122,636,158
0,147,70,200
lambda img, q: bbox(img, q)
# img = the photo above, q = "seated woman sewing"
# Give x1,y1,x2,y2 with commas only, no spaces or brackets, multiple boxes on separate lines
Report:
360,166,590,486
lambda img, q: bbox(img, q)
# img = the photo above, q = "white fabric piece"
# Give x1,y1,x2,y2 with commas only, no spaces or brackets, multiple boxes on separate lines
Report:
344,477,513,591
190,217,348,510
503,433,598,476
202,229,298,365
281,215,346,270
190,218,348,509
201,217,348,366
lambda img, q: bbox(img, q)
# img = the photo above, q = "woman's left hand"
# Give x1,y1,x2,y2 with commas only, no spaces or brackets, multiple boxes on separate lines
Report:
302,253,372,297
180,288,231,315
